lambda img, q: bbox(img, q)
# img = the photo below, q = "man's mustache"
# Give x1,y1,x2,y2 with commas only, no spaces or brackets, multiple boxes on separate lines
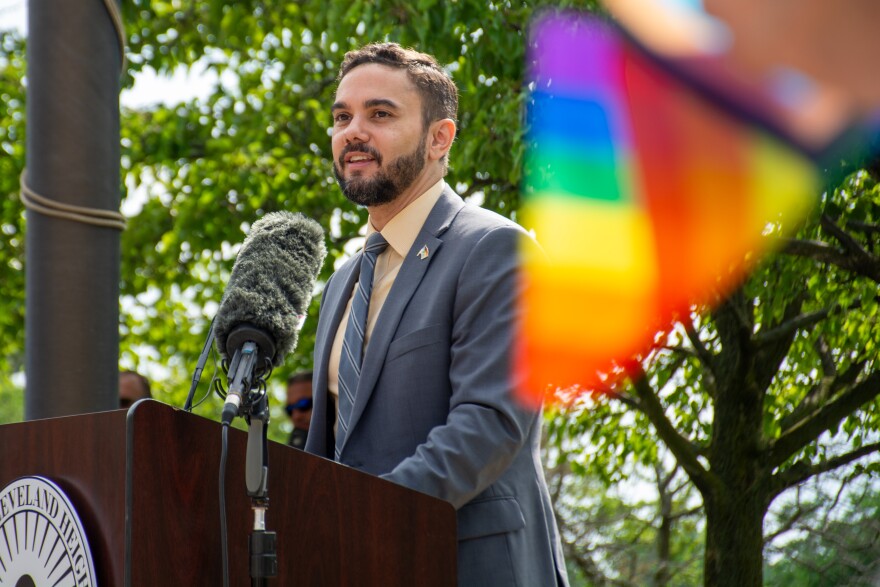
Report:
339,144,383,168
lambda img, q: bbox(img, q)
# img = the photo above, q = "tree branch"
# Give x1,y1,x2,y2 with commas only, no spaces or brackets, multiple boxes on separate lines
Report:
771,442,880,498
820,213,873,262
814,335,837,378
753,293,810,392
669,505,704,522
784,215,880,281
683,320,717,392
846,218,880,236
780,358,867,431
768,371,880,468
752,308,828,349
629,366,717,496
645,351,689,397
606,388,641,410
783,238,851,266
763,486,822,543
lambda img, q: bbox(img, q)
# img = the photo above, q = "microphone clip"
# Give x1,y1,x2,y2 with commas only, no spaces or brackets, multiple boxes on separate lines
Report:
220,344,273,426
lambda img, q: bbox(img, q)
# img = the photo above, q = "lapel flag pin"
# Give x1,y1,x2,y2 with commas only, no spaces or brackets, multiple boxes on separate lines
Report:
417,245,430,260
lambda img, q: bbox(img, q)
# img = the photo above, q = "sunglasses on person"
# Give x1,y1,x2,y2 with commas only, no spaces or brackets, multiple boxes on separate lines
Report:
285,398,313,415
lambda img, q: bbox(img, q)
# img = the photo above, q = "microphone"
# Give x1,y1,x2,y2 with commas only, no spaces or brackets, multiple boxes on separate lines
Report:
215,211,326,424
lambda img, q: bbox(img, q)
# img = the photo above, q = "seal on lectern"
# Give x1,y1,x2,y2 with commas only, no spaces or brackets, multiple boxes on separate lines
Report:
0,476,98,586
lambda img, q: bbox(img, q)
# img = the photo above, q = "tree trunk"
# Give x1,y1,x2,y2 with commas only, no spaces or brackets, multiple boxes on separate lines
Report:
703,488,767,587
702,376,770,587
704,292,770,586
654,477,673,587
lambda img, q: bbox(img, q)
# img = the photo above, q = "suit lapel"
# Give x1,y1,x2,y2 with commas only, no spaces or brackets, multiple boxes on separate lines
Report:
342,188,465,448
313,257,359,457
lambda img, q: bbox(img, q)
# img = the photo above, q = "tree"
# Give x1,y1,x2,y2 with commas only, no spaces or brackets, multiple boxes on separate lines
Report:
0,0,600,430
4,4,880,586
553,167,880,586
114,3,878,583
0,28,27,423
544,402,705,587
765,473,880,586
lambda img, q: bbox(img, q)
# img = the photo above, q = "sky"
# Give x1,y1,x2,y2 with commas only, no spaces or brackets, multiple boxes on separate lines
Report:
0,0,227,387
0,0,214,108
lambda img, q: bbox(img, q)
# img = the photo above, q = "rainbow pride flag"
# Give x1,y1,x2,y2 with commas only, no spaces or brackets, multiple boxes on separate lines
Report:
516,12,819,404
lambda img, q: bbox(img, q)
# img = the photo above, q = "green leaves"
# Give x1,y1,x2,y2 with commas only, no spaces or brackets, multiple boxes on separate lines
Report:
97,0,601,441
547,163,880,582
0,31,26,414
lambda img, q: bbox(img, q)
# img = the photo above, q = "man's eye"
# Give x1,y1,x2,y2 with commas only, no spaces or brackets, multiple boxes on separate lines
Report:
334,113,350,123
374,111,390,118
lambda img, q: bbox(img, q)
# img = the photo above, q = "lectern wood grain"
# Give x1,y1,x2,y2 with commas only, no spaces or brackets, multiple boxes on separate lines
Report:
0,400,456,586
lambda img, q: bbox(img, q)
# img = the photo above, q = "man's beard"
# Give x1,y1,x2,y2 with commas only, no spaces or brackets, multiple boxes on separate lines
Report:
333,136,427,207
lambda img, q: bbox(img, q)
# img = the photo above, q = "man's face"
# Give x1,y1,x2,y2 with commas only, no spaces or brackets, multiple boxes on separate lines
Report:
331,63,429,207
286,380,313,431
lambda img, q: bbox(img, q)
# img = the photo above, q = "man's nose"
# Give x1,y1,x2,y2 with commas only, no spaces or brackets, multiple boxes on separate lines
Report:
343,114,369,144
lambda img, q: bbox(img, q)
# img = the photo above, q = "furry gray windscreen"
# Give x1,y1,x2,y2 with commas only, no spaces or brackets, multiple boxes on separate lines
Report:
214,211,326,366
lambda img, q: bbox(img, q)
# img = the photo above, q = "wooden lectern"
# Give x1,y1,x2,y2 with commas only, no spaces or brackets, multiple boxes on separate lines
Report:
0,399,456,585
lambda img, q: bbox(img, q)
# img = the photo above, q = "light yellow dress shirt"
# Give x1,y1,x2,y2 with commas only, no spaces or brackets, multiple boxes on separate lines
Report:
327,179,446,411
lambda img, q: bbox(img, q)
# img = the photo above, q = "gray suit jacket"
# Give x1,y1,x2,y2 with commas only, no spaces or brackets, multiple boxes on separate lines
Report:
306,187,569,586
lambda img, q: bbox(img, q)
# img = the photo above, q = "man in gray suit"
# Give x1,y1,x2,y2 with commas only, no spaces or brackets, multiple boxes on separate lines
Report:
305,42,569,586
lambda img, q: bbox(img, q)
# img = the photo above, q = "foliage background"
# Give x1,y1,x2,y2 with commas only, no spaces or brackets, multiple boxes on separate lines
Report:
1,0,600,433
2,1,879,585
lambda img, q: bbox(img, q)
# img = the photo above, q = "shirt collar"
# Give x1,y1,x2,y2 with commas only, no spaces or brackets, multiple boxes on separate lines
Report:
367,179,445,257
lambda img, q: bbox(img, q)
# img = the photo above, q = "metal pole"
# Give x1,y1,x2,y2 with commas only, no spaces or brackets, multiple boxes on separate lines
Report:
25,0,123,419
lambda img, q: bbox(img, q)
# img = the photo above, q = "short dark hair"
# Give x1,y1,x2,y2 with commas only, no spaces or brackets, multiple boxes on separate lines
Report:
287,371,313,386
338,42,459,130
121,370,151,398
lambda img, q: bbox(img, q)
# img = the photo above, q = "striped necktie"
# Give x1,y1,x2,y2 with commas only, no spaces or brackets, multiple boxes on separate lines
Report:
335,232,388,460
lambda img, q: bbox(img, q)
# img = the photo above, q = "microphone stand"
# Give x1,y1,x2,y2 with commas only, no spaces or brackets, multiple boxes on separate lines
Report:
245,392,277,585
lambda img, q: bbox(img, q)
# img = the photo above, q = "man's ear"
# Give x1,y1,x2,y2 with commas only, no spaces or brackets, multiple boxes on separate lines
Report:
427,118,456,162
